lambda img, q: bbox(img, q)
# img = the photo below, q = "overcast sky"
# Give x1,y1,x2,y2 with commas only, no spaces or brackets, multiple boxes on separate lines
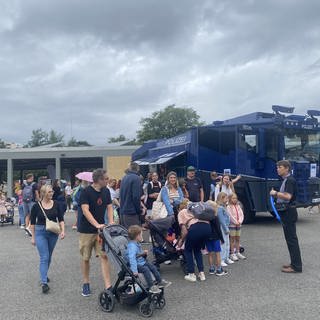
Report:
1,0,320,145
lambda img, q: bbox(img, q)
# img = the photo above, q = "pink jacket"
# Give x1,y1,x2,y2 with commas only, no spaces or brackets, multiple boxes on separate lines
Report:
227,203,244,226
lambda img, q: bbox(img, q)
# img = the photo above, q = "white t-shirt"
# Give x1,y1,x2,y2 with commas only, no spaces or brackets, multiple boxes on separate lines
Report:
215,184,233,201
65,185,72,196
108,187,118,200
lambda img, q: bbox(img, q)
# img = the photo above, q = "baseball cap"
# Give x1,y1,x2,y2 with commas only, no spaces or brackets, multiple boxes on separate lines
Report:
187,166,196,172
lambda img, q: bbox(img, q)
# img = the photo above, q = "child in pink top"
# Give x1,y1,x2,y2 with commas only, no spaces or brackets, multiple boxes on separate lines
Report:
227,193,246,261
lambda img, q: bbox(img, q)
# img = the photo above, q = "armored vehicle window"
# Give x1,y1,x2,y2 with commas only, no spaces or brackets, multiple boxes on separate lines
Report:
239,134,257,153
265,131,278,161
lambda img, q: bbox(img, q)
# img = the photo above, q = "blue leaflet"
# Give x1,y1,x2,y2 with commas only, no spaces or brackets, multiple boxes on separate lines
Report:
270,195,282,224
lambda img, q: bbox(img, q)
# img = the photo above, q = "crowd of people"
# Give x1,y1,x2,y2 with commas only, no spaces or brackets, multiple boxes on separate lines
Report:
10,159,301,298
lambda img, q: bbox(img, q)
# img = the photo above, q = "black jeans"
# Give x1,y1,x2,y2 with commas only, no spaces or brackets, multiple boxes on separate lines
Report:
185,222,212,273
280,207,302,272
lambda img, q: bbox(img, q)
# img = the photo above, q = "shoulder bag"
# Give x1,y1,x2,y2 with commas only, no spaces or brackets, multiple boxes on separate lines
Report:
151,190,168,220
38,201,61,235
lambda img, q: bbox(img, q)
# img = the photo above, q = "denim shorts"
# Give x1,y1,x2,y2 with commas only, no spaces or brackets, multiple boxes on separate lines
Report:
206,239,221,252
23,202,35,217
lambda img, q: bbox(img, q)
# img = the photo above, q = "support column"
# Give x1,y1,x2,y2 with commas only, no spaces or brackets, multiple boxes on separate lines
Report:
103,156,107,171
7,158,13,198
55,157,61,180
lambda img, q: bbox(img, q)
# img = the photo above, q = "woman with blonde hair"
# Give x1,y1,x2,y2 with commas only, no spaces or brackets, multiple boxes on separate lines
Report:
30,184,65,294
160,171,184,216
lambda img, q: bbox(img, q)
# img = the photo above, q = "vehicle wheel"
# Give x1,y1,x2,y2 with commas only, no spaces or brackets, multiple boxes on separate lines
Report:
241,200,256,224
139,301,154,318
99,290,115,312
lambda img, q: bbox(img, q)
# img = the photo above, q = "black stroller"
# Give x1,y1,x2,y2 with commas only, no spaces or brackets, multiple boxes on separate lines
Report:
98,224,166,318
147,216,187,274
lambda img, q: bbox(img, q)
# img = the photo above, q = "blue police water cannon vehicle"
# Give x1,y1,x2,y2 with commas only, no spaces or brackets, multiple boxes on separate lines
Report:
132,106,320,222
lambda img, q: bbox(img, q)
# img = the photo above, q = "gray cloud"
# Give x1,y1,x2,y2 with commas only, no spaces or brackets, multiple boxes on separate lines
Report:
0,0,320,145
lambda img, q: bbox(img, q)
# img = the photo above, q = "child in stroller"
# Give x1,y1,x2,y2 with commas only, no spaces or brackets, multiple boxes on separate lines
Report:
147,215,188,274
127,225,171,293
98,224,168,317
0,193,14,225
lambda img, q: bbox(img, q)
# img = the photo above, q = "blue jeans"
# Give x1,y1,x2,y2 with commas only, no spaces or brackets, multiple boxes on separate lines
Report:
137,261,161,288
35,225,59,284
220,229,230,262
185,222,212,273
18,204,25,225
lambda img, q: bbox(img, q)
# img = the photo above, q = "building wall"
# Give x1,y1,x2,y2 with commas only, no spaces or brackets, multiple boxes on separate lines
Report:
106,156,131,180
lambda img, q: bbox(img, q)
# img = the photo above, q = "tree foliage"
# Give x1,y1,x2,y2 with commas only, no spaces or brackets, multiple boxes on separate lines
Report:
67,137,91,147
0,139,6,149
26,129,64,147
48,130,64,144
107,134,127,143
137,105,204,143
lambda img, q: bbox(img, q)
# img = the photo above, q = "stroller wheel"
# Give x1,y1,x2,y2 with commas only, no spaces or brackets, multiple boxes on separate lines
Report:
99,290,115,312
240,246,245,253
139,301,154,318
153,295,166,309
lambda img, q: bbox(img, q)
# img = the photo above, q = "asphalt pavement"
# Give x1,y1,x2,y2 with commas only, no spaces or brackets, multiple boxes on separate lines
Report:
1,208,320,320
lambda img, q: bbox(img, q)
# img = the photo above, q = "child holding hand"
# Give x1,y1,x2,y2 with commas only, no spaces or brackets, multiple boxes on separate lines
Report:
126,225,171,293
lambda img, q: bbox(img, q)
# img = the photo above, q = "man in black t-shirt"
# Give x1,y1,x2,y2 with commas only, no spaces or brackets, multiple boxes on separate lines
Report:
79,169,114,297
185,166,204,202
146,172,162,212
270,160,302,273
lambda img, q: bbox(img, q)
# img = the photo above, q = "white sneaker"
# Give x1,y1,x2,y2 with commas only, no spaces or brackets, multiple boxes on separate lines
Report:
226,258,234,264
237,252,246,260
221,261,228,267
184,273,197,282
164,260,172,265
198,272,206,281
25,227,32,237
230,253,239,261
149,285,161,294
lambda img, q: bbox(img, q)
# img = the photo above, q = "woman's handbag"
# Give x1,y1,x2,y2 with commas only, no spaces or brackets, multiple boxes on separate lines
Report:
38,202,61,235
151,192,168,220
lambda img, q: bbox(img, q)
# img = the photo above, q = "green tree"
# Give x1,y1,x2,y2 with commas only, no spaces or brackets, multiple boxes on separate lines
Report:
26,129,64,147
26,129,49,147
48,130,64,144
67,137,91,147
137,105,204,142
0,139,6,148
107,134,127,143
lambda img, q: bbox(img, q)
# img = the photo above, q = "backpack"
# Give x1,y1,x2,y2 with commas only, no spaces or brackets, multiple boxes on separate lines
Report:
22,183,34,203
187,202,215,221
